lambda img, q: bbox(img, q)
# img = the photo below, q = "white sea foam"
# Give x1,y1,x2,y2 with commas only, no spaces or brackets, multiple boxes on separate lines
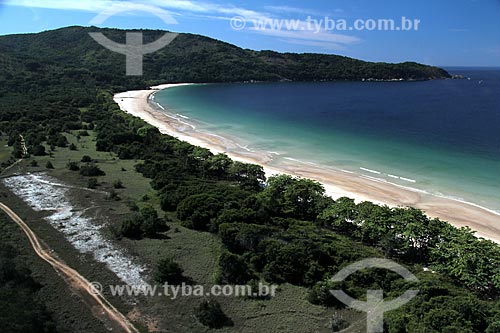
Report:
3,174,147,287
399,177,417,183
176,113,190,119
236,144,255,152
156,103,165,111
178,120,196,129
304,161,321,167
388,174,400,179
206,132,228,141
360,174,430,196
341,169,355,174
360,167,381,175
360,175,388,183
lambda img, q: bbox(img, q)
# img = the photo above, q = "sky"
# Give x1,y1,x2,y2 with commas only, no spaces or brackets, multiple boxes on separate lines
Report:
0,0,499,66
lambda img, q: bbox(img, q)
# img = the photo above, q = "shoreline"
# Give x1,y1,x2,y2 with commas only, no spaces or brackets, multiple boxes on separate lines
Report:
114,84,500,243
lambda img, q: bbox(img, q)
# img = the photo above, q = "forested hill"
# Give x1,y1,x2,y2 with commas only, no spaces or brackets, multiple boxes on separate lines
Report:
0,26,449,91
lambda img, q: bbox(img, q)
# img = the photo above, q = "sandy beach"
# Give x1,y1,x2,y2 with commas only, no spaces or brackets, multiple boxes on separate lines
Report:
114,84,500,243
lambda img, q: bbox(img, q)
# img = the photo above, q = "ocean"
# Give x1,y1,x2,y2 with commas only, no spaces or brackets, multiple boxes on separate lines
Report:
153,68,500,213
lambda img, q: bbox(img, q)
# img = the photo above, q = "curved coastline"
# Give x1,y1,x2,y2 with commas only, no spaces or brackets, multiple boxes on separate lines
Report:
114,83,500,243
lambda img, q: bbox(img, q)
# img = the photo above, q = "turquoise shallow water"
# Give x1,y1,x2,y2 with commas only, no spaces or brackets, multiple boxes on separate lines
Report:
154,69,500,213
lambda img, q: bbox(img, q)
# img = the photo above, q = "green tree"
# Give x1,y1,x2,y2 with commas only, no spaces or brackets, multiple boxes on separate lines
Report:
81,155,92,162
228,161,266,189
119,206,165,239
177,194,222,230
217,251,255,284
79,163,105,176
430,227,500,293
155,258,184,285
139,206,165,238
30,144,46,156
317,197,358,233
205,153,232,177
259,175,326,220
354,201,393,244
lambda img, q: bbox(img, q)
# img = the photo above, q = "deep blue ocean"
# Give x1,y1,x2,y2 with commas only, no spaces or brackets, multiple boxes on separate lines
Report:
155,68,500,212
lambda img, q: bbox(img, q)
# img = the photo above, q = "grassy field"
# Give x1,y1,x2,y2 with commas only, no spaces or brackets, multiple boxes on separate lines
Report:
0,132,365,333
0,137,12,164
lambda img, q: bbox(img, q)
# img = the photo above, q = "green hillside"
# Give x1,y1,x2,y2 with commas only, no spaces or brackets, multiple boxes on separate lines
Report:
0,26,449,91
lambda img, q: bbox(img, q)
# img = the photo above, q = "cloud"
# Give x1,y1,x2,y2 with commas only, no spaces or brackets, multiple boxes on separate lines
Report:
280,38,347,51
265,5,344,17
264,5,323,16
4,0,360,49
5,0,111,12
249,27,360,46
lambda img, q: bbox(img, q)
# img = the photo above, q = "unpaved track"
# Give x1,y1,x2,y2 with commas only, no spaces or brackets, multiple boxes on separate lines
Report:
0,202,140,333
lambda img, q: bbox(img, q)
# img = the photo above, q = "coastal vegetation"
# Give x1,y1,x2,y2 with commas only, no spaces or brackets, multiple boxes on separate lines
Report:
0,238,57,333
0,26,498,332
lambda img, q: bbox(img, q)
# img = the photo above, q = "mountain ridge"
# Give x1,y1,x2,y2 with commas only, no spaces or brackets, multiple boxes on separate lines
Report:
0,26,450,90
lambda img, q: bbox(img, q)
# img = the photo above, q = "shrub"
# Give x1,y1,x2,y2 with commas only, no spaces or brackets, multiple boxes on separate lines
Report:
31,145,46,156
81,155,92,163
69,143,77,151
87,178,98,189
56,135,68,147
217,251,255,284
177,194,223,230
308,280,343,308
194,300,232,329
45,161,54,169
140,206,166,237
79,163,105,176
113,179,124,189
67,161,79,171
108,189,120,201
330,313,349,331
119,206,166,239
155,258,184,284
119,217,141,238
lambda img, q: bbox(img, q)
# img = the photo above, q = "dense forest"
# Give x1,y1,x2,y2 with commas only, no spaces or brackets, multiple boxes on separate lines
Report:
2,27,500,332
0,239,57,332
0,26,450,92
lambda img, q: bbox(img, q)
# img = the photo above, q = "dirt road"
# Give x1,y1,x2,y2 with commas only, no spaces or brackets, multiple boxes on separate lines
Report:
0,202,140,333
